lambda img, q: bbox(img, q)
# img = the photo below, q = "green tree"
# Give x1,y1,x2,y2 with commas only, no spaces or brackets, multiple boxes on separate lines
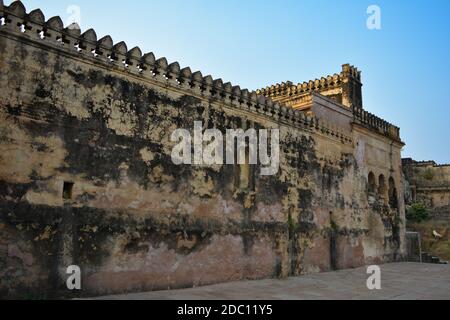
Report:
406,203,430,222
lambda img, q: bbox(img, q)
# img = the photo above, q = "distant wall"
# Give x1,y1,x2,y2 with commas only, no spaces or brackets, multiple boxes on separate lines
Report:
403,159,450,220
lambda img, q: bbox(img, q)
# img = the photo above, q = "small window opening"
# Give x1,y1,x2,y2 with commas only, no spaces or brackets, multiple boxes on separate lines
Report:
378,174,387,199
389,177,398,209
19,23,26,33
74,43,83,53
63,182,74,200
368,172,376,194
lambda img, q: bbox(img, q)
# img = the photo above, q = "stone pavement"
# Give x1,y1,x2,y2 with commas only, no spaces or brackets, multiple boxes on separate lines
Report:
91,263,450,300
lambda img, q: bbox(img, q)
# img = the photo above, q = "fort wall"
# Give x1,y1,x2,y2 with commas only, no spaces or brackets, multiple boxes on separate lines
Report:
0,1,405,298
403,159,450,219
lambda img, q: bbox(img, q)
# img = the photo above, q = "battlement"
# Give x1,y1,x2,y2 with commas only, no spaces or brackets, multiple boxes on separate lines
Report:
352,106,401,141
256,63,402,142
341,63,362,82
0,1,353,144
257,63,364,111
256,64,361,102
402,159,450,168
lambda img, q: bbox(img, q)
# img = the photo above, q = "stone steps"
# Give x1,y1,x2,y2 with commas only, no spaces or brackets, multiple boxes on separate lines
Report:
421,252,448,265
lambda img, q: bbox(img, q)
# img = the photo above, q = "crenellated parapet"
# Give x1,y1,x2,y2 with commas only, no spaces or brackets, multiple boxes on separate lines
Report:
0,1,352,144
256,62,402,142
403,159,450,168
256,75,342,100
256,64,362,108
352,106,401,142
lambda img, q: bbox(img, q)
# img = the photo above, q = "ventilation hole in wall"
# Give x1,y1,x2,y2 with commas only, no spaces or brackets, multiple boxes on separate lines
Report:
73,43,83,53
122,59,129,68
38,30,45,39
63,182,74,200
136,64,143,72
91,49,99,57
0,17,5,26
18,23,26,33
107,54,115,62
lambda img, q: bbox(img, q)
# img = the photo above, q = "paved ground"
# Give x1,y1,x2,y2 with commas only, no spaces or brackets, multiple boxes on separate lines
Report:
92,263,450,300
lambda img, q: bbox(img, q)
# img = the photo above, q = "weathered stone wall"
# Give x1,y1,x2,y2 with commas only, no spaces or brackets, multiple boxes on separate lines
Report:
0,1,405,299
403,159,450,220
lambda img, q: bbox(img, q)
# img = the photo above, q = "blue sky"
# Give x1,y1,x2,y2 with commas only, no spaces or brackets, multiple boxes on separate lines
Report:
10,0,450,163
